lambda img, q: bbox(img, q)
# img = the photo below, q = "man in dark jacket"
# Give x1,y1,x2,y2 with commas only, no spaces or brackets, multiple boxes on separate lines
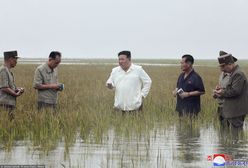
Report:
173,54,205,117
213,52,248,129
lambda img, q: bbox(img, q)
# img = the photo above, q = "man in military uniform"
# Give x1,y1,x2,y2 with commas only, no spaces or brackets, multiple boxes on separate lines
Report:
33,51,63,111
213,52,248,130
213,51,237,125
0,51,24,120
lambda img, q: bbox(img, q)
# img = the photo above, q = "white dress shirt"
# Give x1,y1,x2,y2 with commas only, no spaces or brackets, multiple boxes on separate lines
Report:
106,64,152,111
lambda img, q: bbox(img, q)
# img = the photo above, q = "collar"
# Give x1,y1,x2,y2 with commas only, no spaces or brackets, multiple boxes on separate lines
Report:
3,64,11,70
45,63,53,73
119,63,134,72
127,63,134,72
183,69,194,78
230,64,239,76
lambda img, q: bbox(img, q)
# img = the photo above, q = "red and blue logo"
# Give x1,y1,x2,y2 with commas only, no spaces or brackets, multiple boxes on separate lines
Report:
213,154,226,166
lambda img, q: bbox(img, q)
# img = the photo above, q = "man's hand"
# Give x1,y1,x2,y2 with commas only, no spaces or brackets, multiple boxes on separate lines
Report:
107,83,113,89
213,88,223,98
17,87,25,93
172,88,178,97
50,84,60,90
15,88,24,96
179,92,190,99
215,85,221,90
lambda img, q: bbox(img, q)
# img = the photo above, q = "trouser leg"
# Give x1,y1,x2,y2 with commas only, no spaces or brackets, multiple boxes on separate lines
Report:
38,102,56,111
227,115,246,128
217,106,225,127
0,104,15,121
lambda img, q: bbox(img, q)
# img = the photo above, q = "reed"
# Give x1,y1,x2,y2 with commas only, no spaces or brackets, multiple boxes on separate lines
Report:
0,61,247,167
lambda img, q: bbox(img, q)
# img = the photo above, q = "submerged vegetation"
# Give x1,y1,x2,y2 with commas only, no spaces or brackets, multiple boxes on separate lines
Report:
0,60,247,167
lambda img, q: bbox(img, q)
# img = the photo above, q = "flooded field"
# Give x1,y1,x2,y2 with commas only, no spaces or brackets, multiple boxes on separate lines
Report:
0,60,248,168
1,123,248,168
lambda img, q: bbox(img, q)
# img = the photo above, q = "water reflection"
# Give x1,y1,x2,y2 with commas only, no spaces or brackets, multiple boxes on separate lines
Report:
175,118,201,164
0,122,247,168
216,124,248,162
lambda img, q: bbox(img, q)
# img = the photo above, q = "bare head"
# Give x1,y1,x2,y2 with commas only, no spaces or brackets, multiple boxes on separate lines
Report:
118,51,131,71
48,51,62,69
180,54,194,72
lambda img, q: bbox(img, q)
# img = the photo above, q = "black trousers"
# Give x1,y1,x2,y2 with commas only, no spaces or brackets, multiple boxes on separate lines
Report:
178,109,199,118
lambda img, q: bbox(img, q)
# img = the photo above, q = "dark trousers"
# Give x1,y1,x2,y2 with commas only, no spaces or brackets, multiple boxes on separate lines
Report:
218,106,246,128
0,104,15,121
38,102,56,111
178,110,199,118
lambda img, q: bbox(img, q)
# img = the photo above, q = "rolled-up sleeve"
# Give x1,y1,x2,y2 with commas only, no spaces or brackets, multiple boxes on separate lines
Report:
0,70,9,88
33,69,43,88
139,67,152,98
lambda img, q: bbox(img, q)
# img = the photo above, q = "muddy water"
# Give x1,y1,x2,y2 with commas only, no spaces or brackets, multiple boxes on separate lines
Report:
0,121,247,168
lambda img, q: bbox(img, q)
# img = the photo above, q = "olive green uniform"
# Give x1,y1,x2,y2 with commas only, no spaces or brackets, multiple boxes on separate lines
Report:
33,63,58,106
0,65,16,107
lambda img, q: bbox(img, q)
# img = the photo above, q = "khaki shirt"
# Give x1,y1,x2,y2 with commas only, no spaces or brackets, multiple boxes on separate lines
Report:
217,72,230,106
0,65,16,106
33,63,58,104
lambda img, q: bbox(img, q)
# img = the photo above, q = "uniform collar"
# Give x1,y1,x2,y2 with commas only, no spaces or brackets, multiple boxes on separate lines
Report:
230,64,239,76
3,64,11,70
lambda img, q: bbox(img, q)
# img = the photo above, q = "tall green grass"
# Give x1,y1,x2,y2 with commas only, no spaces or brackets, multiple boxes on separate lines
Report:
0,62,247,157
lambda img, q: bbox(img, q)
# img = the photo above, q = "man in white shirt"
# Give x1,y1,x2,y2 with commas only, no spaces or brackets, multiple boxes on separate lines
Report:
106,51,152,112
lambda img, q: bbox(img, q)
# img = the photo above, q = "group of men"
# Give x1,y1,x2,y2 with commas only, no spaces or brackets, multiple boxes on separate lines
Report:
0,50,63,119
106,50,248,131
0,50,248,131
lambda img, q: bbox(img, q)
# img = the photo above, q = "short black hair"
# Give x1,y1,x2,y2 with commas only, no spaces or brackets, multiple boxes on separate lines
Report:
182,54,194,64
118,51,131,59
49,51,61,59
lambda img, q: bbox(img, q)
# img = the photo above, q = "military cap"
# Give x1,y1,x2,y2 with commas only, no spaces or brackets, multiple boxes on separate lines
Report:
4,50,19,60
218,51,237,65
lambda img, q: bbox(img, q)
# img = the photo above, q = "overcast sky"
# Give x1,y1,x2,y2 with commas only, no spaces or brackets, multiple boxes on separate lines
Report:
0,0,248,59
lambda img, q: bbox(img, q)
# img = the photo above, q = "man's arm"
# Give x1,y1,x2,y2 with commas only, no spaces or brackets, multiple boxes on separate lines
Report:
33,68,59,90
221,73,245,98
140,68,152,98
0,70,22,97
106,69,115,89
1,87,22,97
35,83,60,90
179,75,205,98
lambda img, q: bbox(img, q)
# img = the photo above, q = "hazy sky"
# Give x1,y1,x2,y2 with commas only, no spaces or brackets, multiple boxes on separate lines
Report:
1,0,248,59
